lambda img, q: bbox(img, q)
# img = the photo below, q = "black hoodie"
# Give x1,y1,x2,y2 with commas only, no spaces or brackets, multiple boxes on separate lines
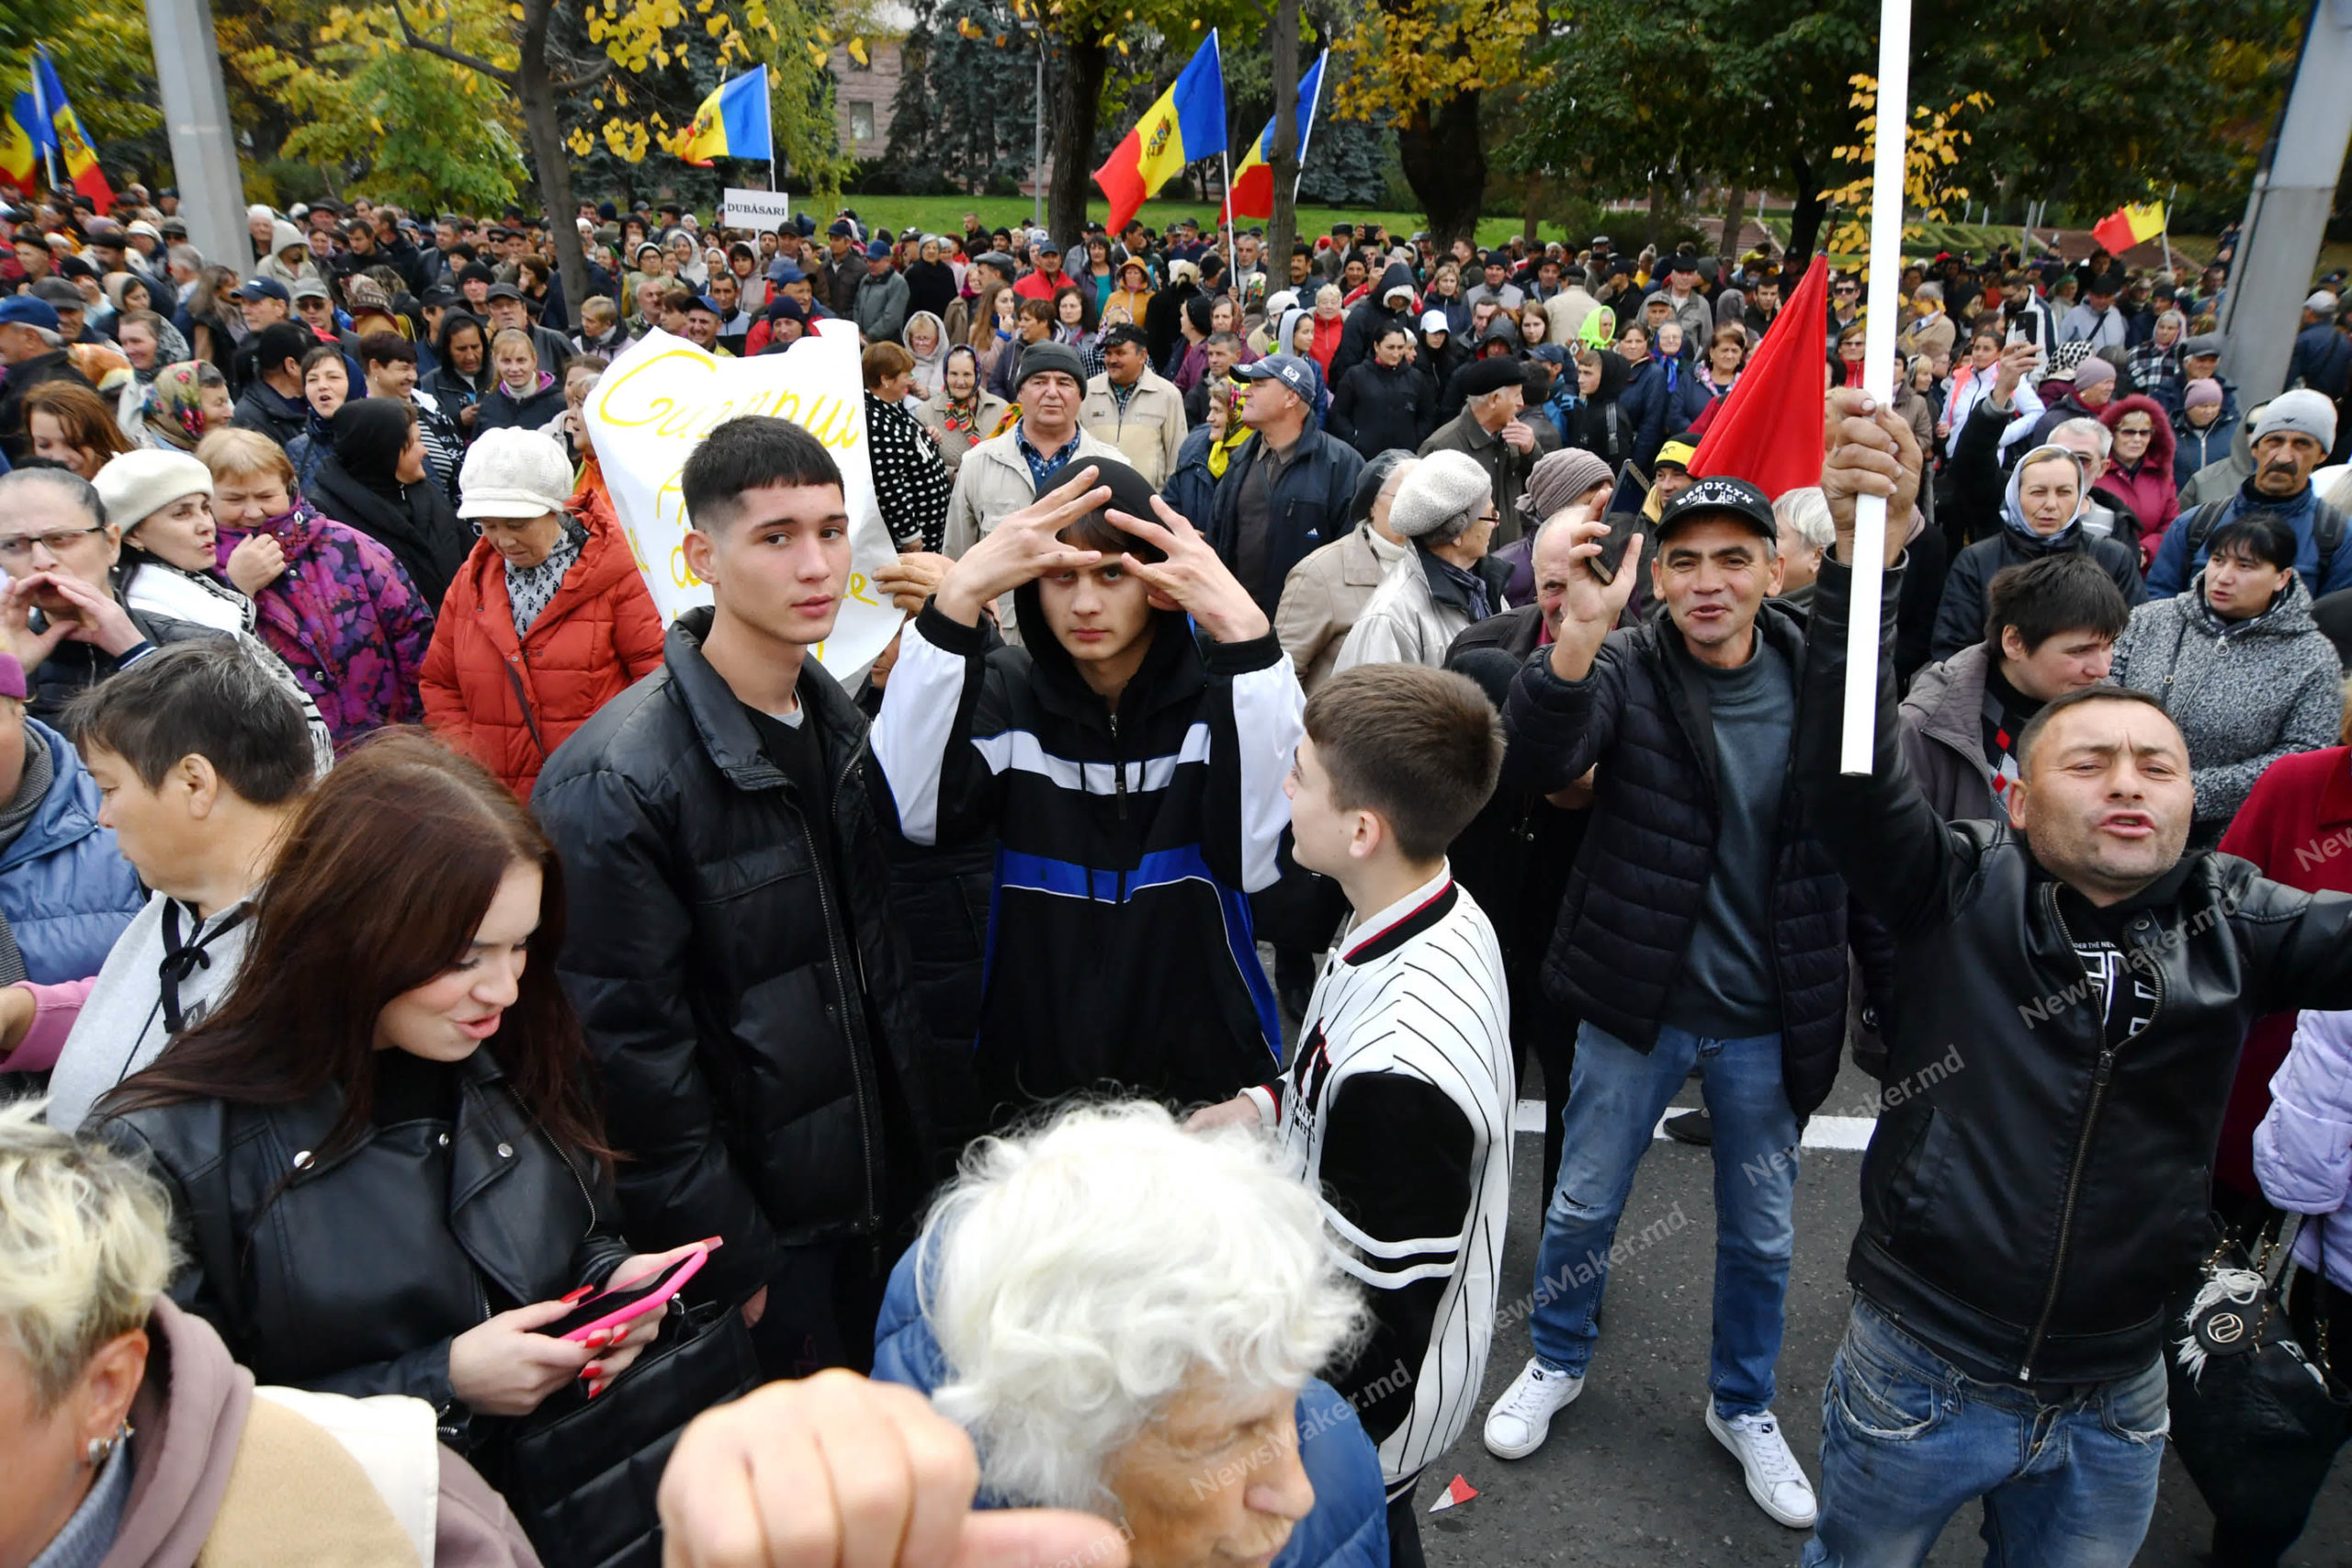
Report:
1329,262,1419,382
1556,349,1634,466
867,582,1303,1126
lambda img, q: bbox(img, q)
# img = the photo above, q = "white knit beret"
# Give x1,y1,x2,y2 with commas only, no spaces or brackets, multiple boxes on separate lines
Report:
1387,449,1493,539
93,449,212,533
457,428,574,520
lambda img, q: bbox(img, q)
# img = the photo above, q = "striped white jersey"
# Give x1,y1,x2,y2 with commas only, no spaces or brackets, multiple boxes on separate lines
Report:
1247,868,1514,1495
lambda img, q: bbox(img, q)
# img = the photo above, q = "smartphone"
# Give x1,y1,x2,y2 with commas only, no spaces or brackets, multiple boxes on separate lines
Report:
2007,315,2039,347
1587,461,1651,584
543,1247,708,1344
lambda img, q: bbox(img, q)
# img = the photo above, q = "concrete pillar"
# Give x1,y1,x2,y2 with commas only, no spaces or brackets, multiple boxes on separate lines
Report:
2218,0,2352,400
142,0,248,272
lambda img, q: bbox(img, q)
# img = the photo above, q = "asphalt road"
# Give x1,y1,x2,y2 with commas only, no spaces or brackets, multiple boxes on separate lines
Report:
1410,1057,2352,1568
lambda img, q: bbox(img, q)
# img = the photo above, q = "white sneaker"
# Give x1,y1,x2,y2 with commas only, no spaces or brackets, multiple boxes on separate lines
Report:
1705,1404,1817,1528
1482,1358,1584,1459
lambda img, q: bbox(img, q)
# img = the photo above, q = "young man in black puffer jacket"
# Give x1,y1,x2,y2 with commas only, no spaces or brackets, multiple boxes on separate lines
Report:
1799,387,2352,1566
535,416,934,1380
1481,476,1860,1534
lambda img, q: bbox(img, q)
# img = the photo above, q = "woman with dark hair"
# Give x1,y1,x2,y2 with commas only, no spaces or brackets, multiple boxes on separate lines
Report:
2112,510,2343,843
284,343,351,493
308,397,474,611
97,731,694,1465
428,309,496,440
20,380,134,479
184,265,242,376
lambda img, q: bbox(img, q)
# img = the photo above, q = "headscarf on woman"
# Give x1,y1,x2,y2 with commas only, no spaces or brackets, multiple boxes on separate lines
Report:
308,399,472,609
905,310,951,400
141,362,220,452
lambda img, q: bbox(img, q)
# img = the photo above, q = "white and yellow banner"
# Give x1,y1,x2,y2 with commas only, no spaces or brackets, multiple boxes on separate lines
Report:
585,322,903,679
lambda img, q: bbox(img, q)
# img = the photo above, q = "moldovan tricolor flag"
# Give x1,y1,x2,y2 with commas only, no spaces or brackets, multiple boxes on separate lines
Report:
1687,254,1829,500
0,94,35,196
1093,32,1226,236
30,48,110,212
679,66,773,165
2091,201,2165,257
1223,51,1327,224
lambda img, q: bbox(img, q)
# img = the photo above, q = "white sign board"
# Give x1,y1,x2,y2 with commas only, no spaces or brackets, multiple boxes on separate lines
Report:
722,187,793,232
584,322,903,681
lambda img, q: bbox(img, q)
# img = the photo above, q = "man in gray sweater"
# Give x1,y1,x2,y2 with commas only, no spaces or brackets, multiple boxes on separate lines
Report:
38,644,316,1128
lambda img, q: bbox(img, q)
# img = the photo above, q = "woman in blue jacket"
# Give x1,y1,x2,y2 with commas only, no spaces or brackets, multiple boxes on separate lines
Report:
871,1102,1390,1568
0,651,144,982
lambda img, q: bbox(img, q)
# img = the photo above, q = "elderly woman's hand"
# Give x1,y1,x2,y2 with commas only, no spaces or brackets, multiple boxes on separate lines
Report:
657,1371,1129,1568
1184,1096,1264,1133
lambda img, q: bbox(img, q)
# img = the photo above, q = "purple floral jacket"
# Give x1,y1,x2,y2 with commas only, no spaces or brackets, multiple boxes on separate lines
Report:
2254,1008,2352,1288
213,495,434,743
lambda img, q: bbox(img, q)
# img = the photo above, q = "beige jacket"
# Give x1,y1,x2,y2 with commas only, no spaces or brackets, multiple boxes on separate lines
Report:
1274,521,1411,694
1079,369,1189,489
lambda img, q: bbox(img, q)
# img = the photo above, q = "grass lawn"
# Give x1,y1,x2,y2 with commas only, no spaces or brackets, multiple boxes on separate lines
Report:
821,195,1555,249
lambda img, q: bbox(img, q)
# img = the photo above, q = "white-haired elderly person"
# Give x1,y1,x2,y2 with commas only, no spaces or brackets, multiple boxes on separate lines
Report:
865,1101,1389,1568
1769,485,1835,611
1335,449,1510,672
0,1100,542,1566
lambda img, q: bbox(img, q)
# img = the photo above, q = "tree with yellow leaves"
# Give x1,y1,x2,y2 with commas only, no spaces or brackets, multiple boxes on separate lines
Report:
1331,0,1545,243
1819,80,1990,271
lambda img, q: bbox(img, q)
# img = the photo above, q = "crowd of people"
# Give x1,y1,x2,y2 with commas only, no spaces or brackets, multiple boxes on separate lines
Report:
1,175,2351,1568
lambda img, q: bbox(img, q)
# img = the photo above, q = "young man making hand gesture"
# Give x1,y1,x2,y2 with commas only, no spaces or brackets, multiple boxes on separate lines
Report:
873,462,1306,1126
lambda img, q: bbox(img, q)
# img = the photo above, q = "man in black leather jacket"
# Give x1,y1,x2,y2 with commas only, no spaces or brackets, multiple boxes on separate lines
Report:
1798,388,2352,1566
535,416,933,1379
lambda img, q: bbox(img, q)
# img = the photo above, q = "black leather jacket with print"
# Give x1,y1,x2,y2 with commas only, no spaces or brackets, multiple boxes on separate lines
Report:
1804,556,2352,1385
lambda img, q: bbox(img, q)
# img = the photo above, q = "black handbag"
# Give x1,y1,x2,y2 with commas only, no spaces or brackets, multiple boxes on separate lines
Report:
504,1296,762,1568
2166,1213,2352,1530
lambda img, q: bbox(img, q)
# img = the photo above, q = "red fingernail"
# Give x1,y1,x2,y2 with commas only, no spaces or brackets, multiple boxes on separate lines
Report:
582,1361,603,1380
559,1285,595,1304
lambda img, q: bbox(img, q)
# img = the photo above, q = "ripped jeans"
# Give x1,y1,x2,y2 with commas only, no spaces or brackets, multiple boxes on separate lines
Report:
1802,1298,2167,1567
1525,1020,1799,1418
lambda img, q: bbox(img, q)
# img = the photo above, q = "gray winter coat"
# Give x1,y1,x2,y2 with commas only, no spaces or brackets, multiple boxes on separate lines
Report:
2111,570,2345,833
1897,643,2002,824
853,267,911,344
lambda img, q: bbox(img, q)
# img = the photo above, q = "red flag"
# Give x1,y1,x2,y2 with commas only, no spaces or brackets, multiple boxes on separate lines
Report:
1688,255,1829,501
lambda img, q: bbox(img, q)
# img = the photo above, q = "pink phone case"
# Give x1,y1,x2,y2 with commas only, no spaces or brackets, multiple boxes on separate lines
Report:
559,1247,708,1343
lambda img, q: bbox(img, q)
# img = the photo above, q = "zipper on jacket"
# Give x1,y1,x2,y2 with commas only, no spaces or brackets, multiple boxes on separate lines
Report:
2018,881,2165,1380
1107,710,1130,821
803,737,880,1229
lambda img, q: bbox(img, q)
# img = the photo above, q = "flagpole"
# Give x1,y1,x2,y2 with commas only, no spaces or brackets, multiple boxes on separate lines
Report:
2161,185,2176,276
30,44,59,197
1840,0,1911,775
1291,51,1327,204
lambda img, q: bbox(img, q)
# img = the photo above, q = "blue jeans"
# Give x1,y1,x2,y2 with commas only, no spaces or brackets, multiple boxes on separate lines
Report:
1802,1299,2168,1568
1527,1019,1799,1417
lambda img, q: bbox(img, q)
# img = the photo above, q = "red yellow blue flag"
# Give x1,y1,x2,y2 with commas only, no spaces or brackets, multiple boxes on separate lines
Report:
1224,51,1327,225
1093,32,1226,236
680,66,773,166
30,48,112,212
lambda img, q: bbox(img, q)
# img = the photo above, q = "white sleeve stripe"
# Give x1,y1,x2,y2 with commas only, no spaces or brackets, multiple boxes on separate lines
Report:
1232,655,1306,894
1335,1253,1465,1290
971,723,1212,795
1320,1201,1469,1259
870,618,971,847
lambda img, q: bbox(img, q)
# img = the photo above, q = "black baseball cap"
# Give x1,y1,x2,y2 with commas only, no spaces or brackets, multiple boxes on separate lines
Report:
1654,474,1776,542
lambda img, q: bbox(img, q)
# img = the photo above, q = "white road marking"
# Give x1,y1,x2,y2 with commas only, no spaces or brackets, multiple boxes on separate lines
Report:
1511,1101,1879,1151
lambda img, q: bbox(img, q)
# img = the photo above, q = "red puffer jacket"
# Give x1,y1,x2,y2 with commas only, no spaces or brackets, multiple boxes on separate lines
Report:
421,488,666,796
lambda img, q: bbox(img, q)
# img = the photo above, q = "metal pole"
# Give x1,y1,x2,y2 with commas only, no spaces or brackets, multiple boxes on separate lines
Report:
1840,0,1911,775
2219,0,2352,400
141,0,248,275
2161,184,2176,276
1033,45,1045,232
